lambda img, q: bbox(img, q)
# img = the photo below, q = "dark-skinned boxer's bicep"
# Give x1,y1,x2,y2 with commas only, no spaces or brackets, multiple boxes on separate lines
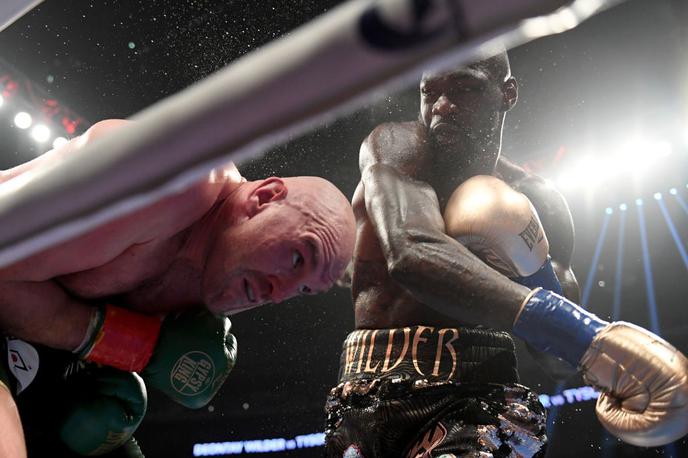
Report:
360,163,445,266
360,162,529,331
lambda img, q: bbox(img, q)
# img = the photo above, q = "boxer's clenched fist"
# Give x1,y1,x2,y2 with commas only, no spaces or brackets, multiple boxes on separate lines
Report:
513,289,688,447
78,305,237,409
581,322,688,447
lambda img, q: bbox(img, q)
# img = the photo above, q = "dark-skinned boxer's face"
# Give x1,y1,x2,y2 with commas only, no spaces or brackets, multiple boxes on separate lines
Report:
419,63,516,162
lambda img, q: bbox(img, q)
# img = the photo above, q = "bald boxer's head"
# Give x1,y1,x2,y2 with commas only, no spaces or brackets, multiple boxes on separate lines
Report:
420,51,518,171
202,176,355,315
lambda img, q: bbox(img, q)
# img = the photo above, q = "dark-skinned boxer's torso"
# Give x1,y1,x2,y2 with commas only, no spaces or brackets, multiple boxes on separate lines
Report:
351,121,578,329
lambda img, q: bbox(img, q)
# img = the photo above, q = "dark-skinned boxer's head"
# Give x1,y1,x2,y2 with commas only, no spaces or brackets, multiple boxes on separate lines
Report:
420,51,518,174
202,176,355,316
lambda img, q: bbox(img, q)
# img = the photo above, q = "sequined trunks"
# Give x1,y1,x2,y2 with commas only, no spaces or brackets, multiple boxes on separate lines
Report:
324,326,547,458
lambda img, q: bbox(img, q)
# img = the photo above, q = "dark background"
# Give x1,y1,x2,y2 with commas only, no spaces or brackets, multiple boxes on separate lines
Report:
1,0,687,456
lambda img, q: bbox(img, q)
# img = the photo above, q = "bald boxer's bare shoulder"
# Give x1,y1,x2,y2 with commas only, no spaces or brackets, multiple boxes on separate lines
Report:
0,167,235,297
54,180,224,296
0,118,243,291
58,168,246,299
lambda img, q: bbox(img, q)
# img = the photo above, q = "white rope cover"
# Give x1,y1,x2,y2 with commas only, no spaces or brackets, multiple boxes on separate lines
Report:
0,0,42,33
0,0,623,267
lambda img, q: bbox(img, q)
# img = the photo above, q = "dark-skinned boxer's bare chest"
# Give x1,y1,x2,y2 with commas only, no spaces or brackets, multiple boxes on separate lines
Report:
351,139,526,329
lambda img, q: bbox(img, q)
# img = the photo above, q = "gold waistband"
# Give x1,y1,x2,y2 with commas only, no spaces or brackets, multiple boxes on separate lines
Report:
337,325,518,384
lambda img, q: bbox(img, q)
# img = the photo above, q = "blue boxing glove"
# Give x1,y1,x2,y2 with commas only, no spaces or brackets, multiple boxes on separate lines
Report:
513,288,688,447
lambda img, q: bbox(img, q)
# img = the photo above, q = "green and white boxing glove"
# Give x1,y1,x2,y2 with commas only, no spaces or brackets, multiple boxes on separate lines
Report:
141,309,237,409
78,305,237,409
59,365,147,456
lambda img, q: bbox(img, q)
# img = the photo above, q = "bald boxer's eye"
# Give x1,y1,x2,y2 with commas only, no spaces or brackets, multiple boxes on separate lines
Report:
292,250,304,268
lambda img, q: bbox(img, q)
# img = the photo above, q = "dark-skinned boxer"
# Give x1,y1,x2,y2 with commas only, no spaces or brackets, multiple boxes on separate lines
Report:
324,52,688,457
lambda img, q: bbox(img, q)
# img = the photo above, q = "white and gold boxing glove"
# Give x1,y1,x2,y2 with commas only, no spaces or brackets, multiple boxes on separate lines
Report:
581,322,688,446
443,175,562,293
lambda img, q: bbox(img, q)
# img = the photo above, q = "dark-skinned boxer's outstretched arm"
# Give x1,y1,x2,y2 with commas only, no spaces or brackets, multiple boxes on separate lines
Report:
360,124,530,330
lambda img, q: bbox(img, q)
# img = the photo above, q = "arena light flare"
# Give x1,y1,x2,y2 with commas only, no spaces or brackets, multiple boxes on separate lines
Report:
13,111,31,129
52,136,68,149
556,138,674,191
622,139,672,174
30,124,50,143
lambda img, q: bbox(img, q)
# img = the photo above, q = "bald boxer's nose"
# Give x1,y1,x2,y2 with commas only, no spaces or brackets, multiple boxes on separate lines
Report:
265,275,283,304
267,274,296,304
432,95,457,117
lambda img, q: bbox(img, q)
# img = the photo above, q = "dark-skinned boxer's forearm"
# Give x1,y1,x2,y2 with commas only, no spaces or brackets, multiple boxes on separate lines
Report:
0,279,92,351
362,163,530,331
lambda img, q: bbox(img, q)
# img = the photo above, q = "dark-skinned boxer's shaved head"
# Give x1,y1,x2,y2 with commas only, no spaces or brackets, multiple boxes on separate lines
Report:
422,49,511,84
472,50,511,83
419,49,516,190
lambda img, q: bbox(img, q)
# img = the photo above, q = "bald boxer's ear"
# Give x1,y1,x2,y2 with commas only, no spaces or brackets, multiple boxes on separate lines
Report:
502,77,518,112
246,177,288,216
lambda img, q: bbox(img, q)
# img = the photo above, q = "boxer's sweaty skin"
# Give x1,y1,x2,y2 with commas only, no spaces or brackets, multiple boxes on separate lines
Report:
0,120,243,350
352,65,578,331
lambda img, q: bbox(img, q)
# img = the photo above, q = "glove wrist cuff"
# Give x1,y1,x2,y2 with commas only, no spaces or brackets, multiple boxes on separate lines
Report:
512,257,563,295
513,288,608,366
79,304,163,372
73,306,106,354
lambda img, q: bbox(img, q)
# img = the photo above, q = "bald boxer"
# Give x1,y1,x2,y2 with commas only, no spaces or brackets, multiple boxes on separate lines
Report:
0,119,355,455
324,53,687,457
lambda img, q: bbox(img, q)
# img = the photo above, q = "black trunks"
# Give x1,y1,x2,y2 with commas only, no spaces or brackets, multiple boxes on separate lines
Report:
324,326,547,458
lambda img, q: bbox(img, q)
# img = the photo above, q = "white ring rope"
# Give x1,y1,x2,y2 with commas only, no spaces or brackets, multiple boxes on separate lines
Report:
0,0,42,33
0,0,623,267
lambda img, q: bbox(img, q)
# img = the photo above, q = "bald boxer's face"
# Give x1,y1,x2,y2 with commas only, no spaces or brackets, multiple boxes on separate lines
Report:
420,65,506,152
202,183,350,316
